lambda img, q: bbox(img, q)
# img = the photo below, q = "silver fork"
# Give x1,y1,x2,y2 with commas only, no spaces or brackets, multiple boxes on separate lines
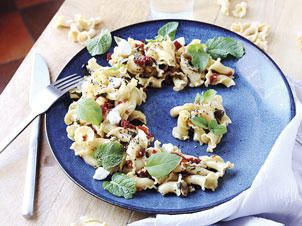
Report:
0,73,82,153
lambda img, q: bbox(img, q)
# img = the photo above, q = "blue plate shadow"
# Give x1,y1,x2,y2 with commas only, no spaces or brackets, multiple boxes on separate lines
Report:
45,20,295,214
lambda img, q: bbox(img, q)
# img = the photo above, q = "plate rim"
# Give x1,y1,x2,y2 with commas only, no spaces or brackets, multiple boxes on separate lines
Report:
45,19,296,214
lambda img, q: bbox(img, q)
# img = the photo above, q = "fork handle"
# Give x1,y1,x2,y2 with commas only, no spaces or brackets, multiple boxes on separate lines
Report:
0,112,38,154
22,115,41,218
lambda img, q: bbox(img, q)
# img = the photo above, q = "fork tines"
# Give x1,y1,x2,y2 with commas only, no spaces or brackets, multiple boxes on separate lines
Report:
52,74,82,92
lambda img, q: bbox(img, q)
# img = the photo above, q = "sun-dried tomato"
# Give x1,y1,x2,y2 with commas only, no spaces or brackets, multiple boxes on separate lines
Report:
134,55,154,67
174,40,182,50
101,101,114,115
136,148,146,158
210,73,218,84
125,160,133,168
106,52,112,61
120,119,136,129
175,152,201,164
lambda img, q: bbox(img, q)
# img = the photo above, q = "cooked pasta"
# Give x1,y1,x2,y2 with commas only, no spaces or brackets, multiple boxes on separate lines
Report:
64,31,238,198
109,37,236,90
171,90,231,152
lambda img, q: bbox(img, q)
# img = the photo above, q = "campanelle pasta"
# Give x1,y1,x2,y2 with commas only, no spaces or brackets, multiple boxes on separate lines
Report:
171,90,231,152
64,34,236,197
109,37,236,90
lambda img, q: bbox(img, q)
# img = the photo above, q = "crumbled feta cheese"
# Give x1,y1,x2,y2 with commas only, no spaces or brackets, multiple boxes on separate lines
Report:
162,143,174,153
93,167,110,180
114,36,132,56
106,109,121,125
108,77,122,88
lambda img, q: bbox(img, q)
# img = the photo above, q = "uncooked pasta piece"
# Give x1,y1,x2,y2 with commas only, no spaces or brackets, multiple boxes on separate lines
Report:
232,2,248,18
231,22,270,50
55,14,101,44
297,33,302,49
217,0,231,16
70,216,107,226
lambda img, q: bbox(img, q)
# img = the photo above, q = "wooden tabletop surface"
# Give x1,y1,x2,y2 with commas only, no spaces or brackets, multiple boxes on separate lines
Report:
0,0,301,225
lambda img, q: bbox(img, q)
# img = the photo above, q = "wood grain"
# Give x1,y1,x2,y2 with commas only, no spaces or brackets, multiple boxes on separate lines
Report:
0,0,301,225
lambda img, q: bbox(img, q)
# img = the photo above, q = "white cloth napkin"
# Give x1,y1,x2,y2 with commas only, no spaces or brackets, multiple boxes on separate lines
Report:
129,79,302,226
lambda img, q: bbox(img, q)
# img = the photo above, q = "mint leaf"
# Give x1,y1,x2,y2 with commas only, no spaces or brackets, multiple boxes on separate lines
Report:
77,98,102,125
212,124,227,135
192,115,227,135
102,173,136,199
157,22,179,40
194,93,202,103
187,43,210,70
94,141,124,170
146,22,179,42
206,37,245,59
191,116,208,129
208,119,218,129
201,89,217,103
208,119,227,135
86,29,112,56
146,152,181,179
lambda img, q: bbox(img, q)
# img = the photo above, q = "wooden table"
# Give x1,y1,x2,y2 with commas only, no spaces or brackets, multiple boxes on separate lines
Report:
0,0,301,225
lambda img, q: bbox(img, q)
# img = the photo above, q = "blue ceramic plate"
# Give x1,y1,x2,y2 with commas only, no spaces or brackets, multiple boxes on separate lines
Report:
46,20,295,214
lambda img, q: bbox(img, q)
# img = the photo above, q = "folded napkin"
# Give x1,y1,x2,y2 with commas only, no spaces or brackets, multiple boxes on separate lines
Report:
129,79,302,226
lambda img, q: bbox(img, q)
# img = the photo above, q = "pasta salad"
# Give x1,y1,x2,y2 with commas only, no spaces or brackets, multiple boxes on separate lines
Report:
64,22,244,199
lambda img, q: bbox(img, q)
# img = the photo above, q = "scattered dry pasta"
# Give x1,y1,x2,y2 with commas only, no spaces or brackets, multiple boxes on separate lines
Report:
216,0,248,18
232,2,248,18
217,0,231,16
231,22,270,51
55,14,101,44
70,216,107,226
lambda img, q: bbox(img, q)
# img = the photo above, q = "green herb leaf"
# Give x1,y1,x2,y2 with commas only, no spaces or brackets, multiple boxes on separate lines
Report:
94,141,124,170
157,22,179,40
200,89,217,103
77,98,102,125
102,173,136,199
206,37,245,59
208,119,227,135
194,93,202,103
145,152,181,179
187,43,210,70
86,29,112,56
146,22,179,42
191,116,208,129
